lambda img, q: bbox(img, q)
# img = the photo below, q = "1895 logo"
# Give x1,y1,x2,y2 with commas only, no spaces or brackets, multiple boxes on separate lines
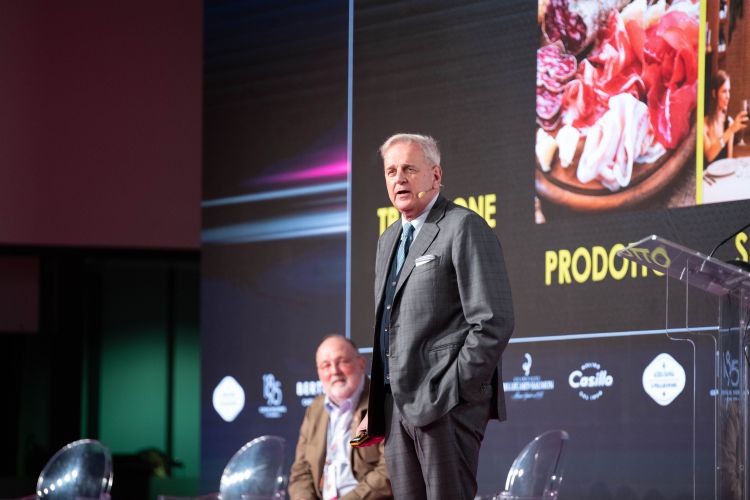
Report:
258,373,287,419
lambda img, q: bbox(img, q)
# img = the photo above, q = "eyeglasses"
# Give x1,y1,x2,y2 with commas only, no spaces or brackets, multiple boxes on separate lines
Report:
317,357,357,372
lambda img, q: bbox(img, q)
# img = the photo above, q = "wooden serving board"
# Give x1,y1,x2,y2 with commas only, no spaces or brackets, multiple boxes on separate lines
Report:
535,124,696,211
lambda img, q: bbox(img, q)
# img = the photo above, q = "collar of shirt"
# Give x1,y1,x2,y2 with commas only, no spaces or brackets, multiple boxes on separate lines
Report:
323,375,365,416
401,192,438,241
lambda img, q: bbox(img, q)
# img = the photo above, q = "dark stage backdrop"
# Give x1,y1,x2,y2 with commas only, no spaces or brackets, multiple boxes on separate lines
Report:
201,0,350,493
203,1,750,498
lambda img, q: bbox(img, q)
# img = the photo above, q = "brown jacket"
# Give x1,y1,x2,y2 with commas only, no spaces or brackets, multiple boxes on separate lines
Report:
288,378,392,500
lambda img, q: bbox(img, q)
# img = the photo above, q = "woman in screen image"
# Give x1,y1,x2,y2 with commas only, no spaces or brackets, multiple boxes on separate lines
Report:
704,70,749,163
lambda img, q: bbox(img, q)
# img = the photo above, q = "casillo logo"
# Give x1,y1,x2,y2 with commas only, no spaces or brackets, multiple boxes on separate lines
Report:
569,361,613,401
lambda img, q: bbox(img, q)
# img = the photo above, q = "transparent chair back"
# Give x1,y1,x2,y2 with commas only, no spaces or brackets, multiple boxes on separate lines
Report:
498,429,569,500
36,439,113,499
219,435,286,500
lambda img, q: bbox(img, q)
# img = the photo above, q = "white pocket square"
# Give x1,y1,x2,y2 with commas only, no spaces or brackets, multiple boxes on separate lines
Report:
414,254,437,267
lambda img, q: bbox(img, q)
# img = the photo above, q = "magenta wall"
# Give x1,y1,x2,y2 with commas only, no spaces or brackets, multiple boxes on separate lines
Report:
0,1,202,249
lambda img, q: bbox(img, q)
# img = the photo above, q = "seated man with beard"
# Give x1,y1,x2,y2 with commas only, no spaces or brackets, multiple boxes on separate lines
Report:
288,335,392,500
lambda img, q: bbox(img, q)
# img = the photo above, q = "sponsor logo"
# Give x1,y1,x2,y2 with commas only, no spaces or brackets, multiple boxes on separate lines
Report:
569,361,613,401
212,375,245,422
721,350,741,398
258,373,287,419
724,351,740,387
522,353,532,376
296,380,324,407
503,353,555,401
710,350,742,398
642,353,685,406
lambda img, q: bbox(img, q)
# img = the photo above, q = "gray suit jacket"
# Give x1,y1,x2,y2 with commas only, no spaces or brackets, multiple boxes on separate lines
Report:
367,194,514,434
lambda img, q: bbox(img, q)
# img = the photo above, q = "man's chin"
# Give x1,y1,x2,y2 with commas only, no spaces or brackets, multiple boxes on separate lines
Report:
331,387,354,400
394,200,416,215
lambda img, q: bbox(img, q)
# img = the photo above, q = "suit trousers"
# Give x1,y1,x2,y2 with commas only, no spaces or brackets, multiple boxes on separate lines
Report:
384,391,491,500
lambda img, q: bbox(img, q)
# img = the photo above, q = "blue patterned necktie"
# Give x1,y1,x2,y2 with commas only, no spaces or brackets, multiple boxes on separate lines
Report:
396,223,415,274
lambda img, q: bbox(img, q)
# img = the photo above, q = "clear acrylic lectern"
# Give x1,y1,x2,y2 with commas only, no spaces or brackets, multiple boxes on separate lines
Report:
620,235,750,500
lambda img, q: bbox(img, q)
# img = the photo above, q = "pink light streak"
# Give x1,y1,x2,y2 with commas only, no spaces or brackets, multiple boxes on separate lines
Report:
261,160,349,184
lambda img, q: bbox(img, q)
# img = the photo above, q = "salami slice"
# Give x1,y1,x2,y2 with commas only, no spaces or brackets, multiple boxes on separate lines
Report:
537,113,562,132
537,87,564,121
537,41,577,82
542,0,629,55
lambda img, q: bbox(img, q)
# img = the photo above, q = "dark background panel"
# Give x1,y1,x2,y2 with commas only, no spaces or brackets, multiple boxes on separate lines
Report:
201,237,346,488
201,0,350,492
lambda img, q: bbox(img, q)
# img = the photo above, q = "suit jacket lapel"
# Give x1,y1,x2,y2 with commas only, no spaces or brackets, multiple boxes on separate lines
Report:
312,406,329,491
394,195,447,296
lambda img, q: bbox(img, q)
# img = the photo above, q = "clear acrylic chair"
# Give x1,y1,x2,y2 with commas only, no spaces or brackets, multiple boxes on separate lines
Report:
218,435,287,500
477,430,569,500
35,439,113,499
156,435,287,500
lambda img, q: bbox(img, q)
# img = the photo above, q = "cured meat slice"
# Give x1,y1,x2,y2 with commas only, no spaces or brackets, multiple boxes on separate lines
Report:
538,70,566,94
560,60,609,130
560,9,643,131
588,10,642,97
537,113,563,132
577,93,663,191
642,10,698,148
542,0,630,54
537,86,564,121
536,41,578,85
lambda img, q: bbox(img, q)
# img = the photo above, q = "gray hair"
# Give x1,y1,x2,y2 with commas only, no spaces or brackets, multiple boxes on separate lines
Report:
379,133,441,166
316,334,361,358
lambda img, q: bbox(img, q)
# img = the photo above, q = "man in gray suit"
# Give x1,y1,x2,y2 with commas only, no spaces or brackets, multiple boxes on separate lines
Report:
356,133,514,500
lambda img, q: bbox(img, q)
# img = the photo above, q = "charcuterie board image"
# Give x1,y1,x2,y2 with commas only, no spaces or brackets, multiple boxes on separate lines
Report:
534,0,698,211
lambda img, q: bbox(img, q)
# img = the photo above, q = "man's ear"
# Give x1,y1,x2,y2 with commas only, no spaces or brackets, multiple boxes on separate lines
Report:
433,165,443,186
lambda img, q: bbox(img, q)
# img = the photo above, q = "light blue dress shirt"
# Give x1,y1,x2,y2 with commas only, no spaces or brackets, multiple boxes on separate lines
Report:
322,376,365,499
